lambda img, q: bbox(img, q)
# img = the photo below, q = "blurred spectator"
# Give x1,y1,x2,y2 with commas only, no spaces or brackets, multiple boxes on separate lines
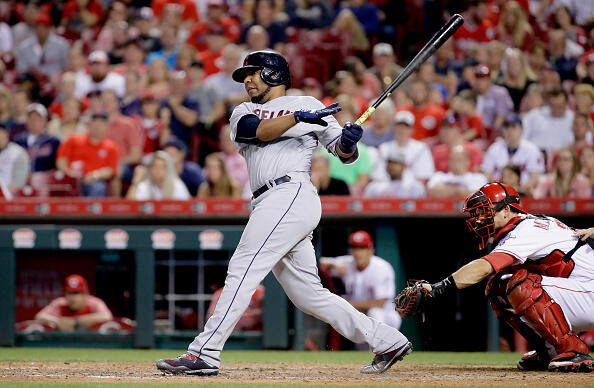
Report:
451,89,484,141
580,146,594,194
176,44,197,73
187,61,226,126
127,150,190,200
243,24,272,57
378,110,434,183
581,54,594,87
360,98,394,148
186,0,240,52
311,151,350,196
151,0,198,23
481,115,545,192
549,29,581,81
134,92,170,156
15,13,69,76
198,25,230,77
219,125,248,190
496,1,533,51
533,147,591,198
363,147,425,198
121,71,143,117
34,274,113,332
499,48,536,111
207,284,264,331
9,90,30,140
0,20,12,59
12,1,40,47
367,43,404,93
14,104,60,172
0,86,14,128
539,63,563,93
432,39,461,98
204,44,246,108
552,5,588,49
501,163,524,195
61,0,105,32
47,98,87,141
0,123,29,194
146,24,180,70
57,112,119,197
134,7,161,53
198,152,242,198
452,0,494,57
573,83,594,122
473,63,513,134
527,40,548,76
49,72,87,119
398,79,446,144
287,0,334,29
241,0,286,52
557,0,594,28
343,56,380,102
319,231,401,330
519,82,545,114
432,115,483,173
95,2,129,53
486,41,506,82
427,145,487,198
162,71,199,148
76,51,126,99
522,88,574,156
302,77,323,101
146,58,172,99
102,89,142,168
163,137,203,196
332,70,368,118
114,38,148,77
571,113,593,156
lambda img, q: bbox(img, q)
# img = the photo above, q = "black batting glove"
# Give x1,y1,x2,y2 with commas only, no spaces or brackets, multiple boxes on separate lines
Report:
338,122,363,154
294,103,341,127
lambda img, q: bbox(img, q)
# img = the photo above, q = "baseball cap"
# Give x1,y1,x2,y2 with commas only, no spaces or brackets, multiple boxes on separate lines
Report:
163,137,188,154
373,43,394,57
349,230,374,248
394,110,415,126
386,147,406,164
89,50,109,64
64,274,89,293
26,103,48,119
503,114,522,127
474,63,491,78
35,13,52,27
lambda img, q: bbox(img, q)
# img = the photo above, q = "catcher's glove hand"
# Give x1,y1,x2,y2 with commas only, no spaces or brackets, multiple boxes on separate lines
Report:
395,280,433,319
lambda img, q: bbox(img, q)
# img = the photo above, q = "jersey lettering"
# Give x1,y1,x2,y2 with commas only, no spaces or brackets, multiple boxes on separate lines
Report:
533,219,550,230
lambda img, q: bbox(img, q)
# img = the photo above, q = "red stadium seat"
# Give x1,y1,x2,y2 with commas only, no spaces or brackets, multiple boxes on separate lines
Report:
29,171,80,197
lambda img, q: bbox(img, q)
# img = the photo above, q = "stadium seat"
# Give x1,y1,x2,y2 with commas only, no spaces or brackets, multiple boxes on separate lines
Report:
29,171,80,197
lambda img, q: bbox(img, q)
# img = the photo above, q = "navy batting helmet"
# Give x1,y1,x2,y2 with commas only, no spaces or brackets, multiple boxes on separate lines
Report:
232,51,291,89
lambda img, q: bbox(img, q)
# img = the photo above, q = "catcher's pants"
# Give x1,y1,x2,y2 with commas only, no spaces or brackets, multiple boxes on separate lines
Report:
188,181,408,367
541,276,594,332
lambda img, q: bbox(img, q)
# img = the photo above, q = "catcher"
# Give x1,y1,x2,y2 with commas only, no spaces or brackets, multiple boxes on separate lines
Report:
396,182,594,372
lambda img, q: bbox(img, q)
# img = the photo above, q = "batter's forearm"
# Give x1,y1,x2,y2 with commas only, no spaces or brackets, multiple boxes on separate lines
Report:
256,114,297,141
451,259,494,289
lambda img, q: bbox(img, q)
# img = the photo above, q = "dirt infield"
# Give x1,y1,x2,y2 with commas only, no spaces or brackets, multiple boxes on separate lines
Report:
1,361,593,386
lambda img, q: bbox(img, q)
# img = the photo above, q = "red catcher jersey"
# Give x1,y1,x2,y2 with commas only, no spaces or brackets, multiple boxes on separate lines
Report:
492,215,594,282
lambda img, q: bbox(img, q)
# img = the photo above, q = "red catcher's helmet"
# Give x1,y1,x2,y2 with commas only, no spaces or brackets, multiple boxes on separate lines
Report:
349,230,374,248
462,183,525,249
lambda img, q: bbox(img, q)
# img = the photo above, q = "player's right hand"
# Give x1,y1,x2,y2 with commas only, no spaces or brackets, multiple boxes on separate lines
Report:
575,227,594,241
294,103,342,127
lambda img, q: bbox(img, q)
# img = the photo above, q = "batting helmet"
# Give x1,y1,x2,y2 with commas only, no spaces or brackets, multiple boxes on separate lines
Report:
463,183,526,249
232,51,291,89
349,231,374,248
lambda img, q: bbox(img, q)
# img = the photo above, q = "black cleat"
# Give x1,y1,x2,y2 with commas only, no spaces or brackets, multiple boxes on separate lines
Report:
360,341,413,374
548,352,594,373
156,352,219,376
517,350,551,371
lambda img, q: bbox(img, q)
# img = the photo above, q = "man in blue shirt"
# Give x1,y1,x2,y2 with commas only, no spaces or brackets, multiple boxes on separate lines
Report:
162,72,200,148
14,103,60,172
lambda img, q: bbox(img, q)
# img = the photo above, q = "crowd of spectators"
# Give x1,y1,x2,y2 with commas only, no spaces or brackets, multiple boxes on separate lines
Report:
0,0,593,200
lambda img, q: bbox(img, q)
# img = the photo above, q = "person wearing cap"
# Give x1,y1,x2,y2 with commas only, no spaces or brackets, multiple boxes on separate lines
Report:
15,12,69,76
14,103,61,173
163,137,204,196
56,112,120,197
76,50,126,99
34,274,113,332
427,145,487,198
472,63,513,133
522,88,574,156
0,123,29,194
363,146,426,198
481,115,544,194
432,114,483,173
162,71,200,149
397,78,446,143
187,60,226,128
319,231,402,332
368,43,404,93
377,110,435,184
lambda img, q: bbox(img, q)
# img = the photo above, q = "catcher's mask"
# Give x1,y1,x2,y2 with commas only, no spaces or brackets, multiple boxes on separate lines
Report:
463,183,525,249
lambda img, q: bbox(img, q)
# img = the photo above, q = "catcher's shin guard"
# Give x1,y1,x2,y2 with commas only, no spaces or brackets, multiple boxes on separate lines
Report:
505,269,589,356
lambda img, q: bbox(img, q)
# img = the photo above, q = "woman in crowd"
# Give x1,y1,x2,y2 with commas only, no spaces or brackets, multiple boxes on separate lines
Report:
533,147,591,198
580,146,594,196
127,151,190,200
197,152,241,199
146,58,171,99
552,5,587,49
0,86,13,127
47,98,87,141
496,1,533,51
499,48,536,111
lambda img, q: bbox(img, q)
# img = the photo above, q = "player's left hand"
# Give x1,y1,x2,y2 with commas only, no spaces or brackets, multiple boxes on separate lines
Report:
294,103,342,127
338,122,363,154
574,227,594,241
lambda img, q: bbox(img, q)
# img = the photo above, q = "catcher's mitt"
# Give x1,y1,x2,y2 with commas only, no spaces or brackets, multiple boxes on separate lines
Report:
395,280,433,319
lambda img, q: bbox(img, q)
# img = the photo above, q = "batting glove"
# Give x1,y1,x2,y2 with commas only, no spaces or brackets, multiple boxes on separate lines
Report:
294,103,342,127
338,122,363,154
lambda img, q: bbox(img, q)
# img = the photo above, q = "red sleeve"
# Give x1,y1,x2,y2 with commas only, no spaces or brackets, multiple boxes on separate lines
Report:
87,296,112,315
56,137,74,161
37,298,65,318
483,252,516,272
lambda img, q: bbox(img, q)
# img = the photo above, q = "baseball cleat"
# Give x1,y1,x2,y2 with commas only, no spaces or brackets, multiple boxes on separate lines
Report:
156,352,219,375
548,352,594,373
517,350,551,371
360,341,413,374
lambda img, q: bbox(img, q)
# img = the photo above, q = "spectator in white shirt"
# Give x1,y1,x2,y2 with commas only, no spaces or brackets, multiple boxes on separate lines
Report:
377,110,435,183
427,145,487,198
364,147,426,198
0,123,29,194
75,51,126,99
522,88,574,157
127,151,190,200
481,115,545,194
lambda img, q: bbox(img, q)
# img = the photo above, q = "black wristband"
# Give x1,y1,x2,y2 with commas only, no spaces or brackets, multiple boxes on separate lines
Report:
430,275,456,298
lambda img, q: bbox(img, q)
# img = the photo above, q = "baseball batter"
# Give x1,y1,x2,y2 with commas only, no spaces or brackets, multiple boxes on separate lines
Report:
157,51,411,375
396,183,594,372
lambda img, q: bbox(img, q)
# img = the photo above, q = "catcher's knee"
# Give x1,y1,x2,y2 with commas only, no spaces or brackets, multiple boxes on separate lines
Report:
505,269,544,315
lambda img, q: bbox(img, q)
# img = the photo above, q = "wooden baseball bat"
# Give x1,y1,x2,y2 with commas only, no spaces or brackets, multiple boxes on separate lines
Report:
355,14,464,126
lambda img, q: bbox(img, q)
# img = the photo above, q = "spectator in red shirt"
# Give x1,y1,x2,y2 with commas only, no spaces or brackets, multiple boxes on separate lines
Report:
61,0,105,32
495,1,533,51
397,78,446,145
451,89,485,142
432,115,483,173
56,112,119,197
198,24,230,77
151,0,199,24
186,0,240,52
35,274,113,332
453,0,495,58
134,92,171,156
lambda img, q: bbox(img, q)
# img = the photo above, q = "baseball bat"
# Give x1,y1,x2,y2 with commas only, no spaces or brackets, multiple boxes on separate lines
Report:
355,14,464,126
